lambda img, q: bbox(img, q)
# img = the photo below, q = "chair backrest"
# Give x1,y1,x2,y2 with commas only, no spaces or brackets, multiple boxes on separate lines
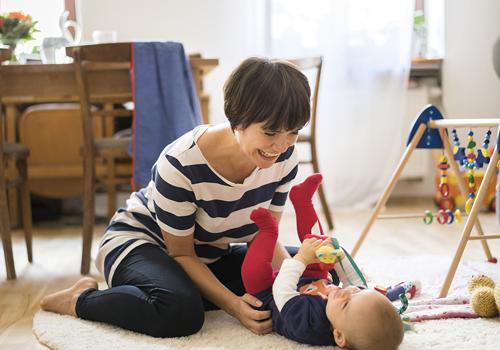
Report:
0,48,12,228
287,57,323,144
66,43,133,161
0,48,12,153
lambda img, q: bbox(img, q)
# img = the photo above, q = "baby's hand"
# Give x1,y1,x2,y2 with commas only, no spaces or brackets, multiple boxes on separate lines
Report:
294,238,327,266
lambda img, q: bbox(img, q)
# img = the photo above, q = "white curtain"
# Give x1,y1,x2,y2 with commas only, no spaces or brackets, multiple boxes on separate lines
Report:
272,0,414,209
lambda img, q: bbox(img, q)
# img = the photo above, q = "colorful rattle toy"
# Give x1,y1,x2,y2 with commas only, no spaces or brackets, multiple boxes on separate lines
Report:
315,236,368,288
315,242,344,265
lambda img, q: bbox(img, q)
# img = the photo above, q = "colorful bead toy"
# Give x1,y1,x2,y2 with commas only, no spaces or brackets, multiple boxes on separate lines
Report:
464,130,477,214
476,130,492,168
451,128,465,163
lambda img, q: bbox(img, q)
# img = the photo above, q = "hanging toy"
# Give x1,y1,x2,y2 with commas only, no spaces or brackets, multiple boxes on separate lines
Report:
451,128,466,164
476,129,492,168
423,208,462,225
438,154,450,198
423,210,433,225
463,130,477,214
430,153,462,224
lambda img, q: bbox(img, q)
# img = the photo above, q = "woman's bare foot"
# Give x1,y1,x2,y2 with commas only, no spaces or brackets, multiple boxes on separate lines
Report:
40,277,98,316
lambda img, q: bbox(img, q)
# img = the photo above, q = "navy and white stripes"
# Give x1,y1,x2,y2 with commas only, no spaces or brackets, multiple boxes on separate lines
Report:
96,125,298,286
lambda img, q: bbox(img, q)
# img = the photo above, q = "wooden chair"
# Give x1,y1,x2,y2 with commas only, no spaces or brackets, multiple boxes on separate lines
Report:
67,43,218,275
66,43,134,275
0,48,33,279
288,57,334,230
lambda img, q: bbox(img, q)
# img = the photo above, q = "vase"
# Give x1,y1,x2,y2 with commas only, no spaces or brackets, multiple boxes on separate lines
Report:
2,39,20,64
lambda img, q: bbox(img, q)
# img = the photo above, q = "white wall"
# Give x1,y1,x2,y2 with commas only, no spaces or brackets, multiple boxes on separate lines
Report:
443,0,500,117
77,0,500,198
77,0,269,123
394,0,500,197
77,0,500,123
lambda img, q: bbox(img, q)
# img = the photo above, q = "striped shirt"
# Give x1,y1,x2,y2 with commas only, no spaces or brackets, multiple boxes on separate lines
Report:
96,125,298,285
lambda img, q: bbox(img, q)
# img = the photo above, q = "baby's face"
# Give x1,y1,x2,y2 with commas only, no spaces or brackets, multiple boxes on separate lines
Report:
325,287,389,334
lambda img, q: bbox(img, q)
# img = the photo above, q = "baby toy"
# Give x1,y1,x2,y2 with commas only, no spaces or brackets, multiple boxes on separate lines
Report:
450,129,492,214
397,294,415,331
467,275,500,317
423,153,463,225
374,280,422,302
315,236,368,288
315,243,344,265
315,237,416,331
422,208,462,225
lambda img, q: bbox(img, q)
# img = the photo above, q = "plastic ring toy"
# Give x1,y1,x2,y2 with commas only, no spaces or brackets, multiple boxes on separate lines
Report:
446,209,454,224
423,210,433,225
454,209,462,223
437,209,448,225
439,183,450,197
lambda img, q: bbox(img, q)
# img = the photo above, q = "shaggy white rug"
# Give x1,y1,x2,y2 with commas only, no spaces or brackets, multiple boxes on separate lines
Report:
33,255,500,350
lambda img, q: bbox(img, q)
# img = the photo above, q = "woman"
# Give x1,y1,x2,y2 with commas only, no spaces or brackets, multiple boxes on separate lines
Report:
41,57,311,338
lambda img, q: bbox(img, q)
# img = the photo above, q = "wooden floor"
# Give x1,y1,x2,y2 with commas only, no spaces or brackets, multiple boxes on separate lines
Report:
1,197,499,349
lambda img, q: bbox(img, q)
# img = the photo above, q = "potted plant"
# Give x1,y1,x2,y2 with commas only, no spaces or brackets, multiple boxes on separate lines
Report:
0,11,38,63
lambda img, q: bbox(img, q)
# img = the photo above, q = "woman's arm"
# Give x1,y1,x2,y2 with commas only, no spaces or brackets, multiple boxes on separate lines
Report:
163,230,272,334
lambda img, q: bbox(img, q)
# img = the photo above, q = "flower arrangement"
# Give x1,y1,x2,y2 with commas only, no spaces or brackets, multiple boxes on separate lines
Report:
0,11,38,62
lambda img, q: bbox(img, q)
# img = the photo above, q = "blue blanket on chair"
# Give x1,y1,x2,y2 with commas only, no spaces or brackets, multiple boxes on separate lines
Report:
131,41,202,188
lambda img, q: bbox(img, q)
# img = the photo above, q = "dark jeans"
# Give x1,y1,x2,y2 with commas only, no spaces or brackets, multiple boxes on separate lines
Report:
76,243,300,338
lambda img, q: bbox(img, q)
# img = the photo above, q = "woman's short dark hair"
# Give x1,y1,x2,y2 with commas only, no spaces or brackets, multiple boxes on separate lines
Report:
223,57,311,132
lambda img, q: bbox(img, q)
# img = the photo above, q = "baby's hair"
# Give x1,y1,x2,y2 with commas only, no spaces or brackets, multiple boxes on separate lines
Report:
347,298,404,350
224,57,311,132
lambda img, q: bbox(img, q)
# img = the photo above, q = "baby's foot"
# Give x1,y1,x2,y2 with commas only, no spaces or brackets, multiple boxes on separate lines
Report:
40,277,98,316
289,173,323,205
250,207,278,233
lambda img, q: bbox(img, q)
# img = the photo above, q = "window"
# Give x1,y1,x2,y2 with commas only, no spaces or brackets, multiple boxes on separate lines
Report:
270,0,445,59
413,0,445,58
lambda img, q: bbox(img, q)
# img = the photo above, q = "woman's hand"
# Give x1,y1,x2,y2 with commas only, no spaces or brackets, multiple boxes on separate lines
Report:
232,293,272,335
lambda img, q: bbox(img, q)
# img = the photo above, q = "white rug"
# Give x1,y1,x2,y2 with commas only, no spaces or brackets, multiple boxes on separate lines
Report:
33,255,500,350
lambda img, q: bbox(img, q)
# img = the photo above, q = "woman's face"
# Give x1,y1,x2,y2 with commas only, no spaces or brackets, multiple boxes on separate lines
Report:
234,122,300,169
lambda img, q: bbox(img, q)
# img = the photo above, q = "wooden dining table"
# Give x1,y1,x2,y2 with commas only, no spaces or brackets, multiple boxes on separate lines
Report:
0,55,218,224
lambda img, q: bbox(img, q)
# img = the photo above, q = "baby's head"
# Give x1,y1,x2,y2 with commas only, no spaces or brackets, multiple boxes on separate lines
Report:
326,286,404,350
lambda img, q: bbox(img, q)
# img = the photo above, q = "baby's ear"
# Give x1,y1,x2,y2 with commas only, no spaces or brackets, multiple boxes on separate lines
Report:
333,329,348,348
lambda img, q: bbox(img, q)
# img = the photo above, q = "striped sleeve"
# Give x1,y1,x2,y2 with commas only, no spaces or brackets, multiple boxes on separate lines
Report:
152,153,197,237
269,146,299,212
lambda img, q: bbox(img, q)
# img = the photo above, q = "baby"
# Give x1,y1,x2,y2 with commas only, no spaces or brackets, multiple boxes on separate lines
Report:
241,174,403,349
